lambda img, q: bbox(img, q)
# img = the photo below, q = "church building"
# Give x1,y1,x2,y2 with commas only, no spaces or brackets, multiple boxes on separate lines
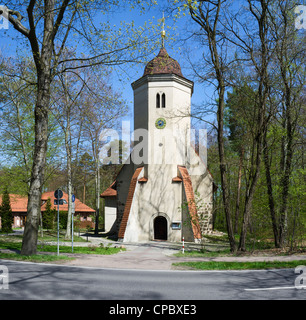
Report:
101,41,215,243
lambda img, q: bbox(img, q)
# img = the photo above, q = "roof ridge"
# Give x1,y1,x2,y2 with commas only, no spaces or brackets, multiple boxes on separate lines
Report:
118,167,144,240
178,166,202,240
143,48,183,77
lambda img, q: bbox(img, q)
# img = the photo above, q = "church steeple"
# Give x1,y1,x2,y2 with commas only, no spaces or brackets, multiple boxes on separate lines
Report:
143,47,184,77
161,12,166,48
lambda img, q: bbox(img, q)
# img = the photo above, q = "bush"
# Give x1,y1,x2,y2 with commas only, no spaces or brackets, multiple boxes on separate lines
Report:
0,188,13,233
42,198,56,230
54,211,68,230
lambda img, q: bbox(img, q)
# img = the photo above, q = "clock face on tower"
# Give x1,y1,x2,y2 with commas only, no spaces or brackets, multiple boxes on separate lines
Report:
155,118,166,129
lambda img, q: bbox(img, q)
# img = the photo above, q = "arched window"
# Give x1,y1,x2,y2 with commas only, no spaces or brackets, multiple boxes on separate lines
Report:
162,93,166,108
156,93,160,108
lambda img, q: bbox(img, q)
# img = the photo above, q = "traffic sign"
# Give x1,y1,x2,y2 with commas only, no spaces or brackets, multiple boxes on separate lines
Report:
72,194,75,203
54,189,63,199
54,199,64,205
54,188,63,257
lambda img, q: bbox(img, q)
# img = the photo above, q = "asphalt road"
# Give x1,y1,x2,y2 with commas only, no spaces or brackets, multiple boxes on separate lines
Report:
0,259,305,302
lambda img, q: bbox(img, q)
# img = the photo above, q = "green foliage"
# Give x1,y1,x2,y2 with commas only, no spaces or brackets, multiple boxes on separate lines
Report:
54,211,69,230
0,55,64,194
0,252,73,263
0,188,13,233
0,166,29,196
225,83,256,153
173,260,306,270
0,238,125,256
209,82,306,249
42,198,56,230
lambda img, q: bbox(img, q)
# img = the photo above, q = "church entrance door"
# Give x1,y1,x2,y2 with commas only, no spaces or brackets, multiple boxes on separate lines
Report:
154,216,167,240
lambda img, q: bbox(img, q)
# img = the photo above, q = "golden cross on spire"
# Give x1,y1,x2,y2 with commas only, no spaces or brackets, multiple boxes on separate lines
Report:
161,12,166,48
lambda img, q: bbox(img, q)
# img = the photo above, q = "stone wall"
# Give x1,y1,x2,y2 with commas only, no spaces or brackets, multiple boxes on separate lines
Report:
198,202,213,236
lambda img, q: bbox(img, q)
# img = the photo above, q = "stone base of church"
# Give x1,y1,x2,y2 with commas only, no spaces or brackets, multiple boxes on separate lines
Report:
198,203,214,236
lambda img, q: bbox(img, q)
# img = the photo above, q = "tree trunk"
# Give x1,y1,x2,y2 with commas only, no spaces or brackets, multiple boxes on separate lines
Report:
238,101,266,251
65,132,73,239
238,172,260,251
15,101,31,178
188,0,237,252
217,95,237,252
64,73,72,239
278,104,293,248
238,0,269,252
21,0,54,255
234,148,244,234
21,74,50,255
278,43,294,248
94,157,100,235
263,131,280,247
83,181,86,204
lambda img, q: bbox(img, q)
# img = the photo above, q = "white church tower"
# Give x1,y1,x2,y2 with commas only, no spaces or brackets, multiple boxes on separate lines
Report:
101,24,215,243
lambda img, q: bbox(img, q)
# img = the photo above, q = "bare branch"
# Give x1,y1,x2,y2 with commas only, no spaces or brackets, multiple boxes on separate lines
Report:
51,0,71,41
26,0,41,72
7,9,30,37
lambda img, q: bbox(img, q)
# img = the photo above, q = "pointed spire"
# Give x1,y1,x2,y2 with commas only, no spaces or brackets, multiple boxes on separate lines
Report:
161,12,166,48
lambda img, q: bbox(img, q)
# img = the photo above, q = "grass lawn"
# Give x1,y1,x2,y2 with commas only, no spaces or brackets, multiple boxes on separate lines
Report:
173,260,306,270
174,249,232,258
0,232,125,263
0,252,73,263
173,243,306,270
0,239,124,254
38,244,124,255
38,232,87,243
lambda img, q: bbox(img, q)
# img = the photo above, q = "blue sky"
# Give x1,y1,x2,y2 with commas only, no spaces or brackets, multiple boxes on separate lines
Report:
2,1,305,134
0,1,216,133
104,4,216,130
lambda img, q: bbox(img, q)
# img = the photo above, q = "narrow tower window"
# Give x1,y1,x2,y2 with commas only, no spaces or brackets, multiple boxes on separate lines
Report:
156,93,160,108
162,93,166,108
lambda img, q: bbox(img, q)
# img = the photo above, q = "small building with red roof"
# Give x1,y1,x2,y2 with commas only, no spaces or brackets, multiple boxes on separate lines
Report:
0,191,95,229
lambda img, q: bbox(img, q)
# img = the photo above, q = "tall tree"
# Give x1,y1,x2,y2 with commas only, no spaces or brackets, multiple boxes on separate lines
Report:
74,152,95,204
51,53,87,239
175,0,273,251
0,54,62,194
225,83,256,234
186,0,237,252
4,0,158,255
229,0,271,251
263,0,306,248
81,70,127,235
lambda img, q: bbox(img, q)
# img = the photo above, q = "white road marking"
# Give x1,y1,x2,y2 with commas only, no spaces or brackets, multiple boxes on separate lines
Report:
245,286,306,291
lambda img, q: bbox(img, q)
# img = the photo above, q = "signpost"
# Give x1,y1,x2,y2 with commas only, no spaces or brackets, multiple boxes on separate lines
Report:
54,189,63,256
71,194,75,253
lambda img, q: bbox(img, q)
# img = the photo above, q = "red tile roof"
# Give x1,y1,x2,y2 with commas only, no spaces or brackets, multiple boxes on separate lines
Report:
143,47,184,77
41,191,95,213
0,194,28,213
100,182,117,197
178,166,201,240
138,177,148,183
0,192,95,214
118,167,143,240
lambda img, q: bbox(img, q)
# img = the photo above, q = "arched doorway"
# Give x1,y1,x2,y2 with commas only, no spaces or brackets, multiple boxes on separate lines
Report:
154,216,168,240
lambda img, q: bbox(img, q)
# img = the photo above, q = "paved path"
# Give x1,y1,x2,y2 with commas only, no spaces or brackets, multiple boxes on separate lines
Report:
53,235,306,270
61,246,179,270
3,232,306,270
